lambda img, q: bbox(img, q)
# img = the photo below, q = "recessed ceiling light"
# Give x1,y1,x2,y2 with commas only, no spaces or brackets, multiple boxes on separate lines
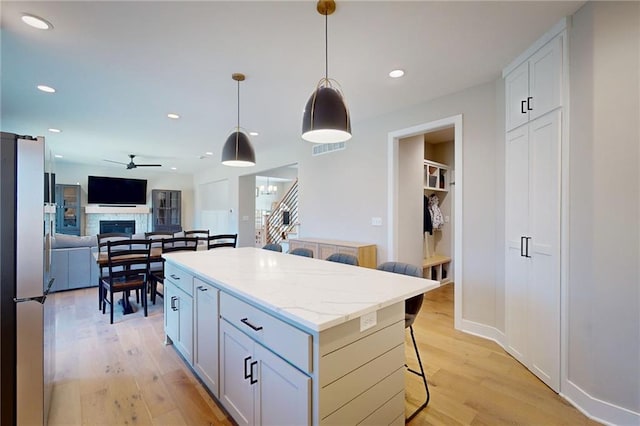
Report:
21,14,53,30
389,69,405,78
37,85,56,93
171,167,177,170
205,152,213,156
48,128,61,133
249,132,259,136
54,154,63,158
167,113,180,119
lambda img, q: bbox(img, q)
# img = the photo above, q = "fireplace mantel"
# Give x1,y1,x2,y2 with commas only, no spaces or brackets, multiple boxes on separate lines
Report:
85,205,150,214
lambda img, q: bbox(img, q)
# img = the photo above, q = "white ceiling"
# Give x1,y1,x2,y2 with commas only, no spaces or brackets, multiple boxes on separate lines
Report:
1,1,584,174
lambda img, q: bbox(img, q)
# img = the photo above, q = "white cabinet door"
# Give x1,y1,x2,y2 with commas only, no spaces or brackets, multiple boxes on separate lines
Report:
505,60,530,131
164,282,179,344
220,320,256,426
529,36,563,122
254,343,310,426
176,290,193,364
527,110,561,390
505,110,561,392
194,280,220,397
505,125,530,363
505,34,563,131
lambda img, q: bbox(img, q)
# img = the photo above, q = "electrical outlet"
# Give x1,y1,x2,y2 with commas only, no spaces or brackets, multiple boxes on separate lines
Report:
360,311,377,332
242,215,249,221
444,215,450,223
371,217,382,226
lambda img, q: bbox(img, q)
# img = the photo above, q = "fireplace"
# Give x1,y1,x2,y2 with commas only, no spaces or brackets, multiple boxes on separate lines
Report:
100,220,136,235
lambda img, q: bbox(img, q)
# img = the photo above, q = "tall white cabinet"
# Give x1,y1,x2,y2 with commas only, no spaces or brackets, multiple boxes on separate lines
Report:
504,22,565,392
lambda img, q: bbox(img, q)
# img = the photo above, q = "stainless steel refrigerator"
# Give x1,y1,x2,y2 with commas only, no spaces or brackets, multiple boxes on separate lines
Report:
0,132,54,425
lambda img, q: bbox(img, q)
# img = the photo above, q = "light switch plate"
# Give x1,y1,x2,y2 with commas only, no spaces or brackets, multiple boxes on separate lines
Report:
371,217,382,226
360,311,377,332
242,215,249,221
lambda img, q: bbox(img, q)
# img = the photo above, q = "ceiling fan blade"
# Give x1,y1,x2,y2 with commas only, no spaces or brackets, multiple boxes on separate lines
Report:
103,159,128,165
135,164,162,167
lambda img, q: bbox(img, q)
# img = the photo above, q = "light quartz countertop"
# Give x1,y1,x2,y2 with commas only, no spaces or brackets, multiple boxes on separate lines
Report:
164,247,438,332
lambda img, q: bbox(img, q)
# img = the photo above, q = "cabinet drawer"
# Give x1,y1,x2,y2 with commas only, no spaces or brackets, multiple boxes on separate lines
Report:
164,263,194,296
336,246,358,257
220,292,312,373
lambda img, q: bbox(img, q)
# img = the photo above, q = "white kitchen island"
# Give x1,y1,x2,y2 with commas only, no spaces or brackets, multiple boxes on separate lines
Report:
162,247,437,426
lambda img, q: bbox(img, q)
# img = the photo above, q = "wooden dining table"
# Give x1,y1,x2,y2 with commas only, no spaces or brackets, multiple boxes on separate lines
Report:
94,247,164,315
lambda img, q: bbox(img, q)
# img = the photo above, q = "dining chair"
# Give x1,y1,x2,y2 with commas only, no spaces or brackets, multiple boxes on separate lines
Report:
289,247,314,258
97,233,130,310
144,232,173,304
262,243,283,252
100,239,151,324
148,237,199,304
377,261,429,421
325,252,359,266
207,233,238,250
184,229,210,245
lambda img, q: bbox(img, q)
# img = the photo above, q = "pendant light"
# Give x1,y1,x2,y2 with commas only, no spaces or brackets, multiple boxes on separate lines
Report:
221,73,256,167
302,0,352,144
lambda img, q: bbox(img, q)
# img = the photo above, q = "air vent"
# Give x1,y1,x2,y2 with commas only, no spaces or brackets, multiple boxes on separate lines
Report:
311,142,346,156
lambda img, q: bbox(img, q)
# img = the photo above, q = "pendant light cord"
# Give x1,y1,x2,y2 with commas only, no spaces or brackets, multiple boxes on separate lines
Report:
237,79,240,131
325,10,328,81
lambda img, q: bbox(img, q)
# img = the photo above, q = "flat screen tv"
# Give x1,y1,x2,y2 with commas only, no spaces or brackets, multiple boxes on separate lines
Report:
88,176,147,205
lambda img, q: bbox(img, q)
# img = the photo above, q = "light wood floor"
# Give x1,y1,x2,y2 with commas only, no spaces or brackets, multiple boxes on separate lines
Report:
48,284,599,425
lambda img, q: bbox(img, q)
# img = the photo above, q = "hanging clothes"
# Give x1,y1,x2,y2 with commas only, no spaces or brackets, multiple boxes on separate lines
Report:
429,194,444,230
423,195,433,235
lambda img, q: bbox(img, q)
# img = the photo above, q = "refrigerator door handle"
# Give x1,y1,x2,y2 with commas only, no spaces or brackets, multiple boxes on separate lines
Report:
14,278,54,304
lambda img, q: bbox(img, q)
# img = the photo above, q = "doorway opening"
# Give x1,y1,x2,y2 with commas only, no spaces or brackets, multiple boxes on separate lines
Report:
387,114,463,329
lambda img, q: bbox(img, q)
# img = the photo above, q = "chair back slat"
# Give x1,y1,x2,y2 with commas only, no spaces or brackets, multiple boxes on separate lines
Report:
207,234,237,250
162,237,198,253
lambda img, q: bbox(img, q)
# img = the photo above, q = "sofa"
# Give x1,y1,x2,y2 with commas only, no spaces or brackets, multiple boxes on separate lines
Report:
47,234,100,292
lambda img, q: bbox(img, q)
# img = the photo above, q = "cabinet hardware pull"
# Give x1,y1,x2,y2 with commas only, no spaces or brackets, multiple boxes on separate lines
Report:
527,96,533,111
240,318,263,331
521,100,527,114
244,356,252,380
520,236,526,257
170,274,180,280
171,296,178,311
250,361,258,385
197,286,208,292
525,237,532,258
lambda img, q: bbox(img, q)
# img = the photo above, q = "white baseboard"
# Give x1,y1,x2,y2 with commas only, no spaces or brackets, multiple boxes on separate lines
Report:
562,380,640,426
460,318,505,347
458,319,639,426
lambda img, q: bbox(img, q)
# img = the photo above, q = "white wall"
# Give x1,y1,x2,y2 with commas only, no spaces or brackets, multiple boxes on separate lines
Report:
299,81,501,327
53,162,195,234
567,1,639,419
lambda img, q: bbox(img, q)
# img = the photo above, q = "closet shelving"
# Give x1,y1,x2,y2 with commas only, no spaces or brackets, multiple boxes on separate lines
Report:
423,159,451,284
423,160,449,192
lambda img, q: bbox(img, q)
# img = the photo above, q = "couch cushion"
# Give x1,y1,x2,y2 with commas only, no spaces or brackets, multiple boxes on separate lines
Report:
51,234,97,249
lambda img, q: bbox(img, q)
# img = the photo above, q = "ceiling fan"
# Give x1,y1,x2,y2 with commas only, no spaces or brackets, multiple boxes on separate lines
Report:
104,154,162,170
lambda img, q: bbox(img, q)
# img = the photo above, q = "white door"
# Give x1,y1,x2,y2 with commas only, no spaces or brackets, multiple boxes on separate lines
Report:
505,125,531,363
254,343,311,426
529,36,563,121
220,320,256,426
505,111,561,392
194,281,220,397
527,111,561,391
164,283,179,344
176,290,193,364
505,60,530,131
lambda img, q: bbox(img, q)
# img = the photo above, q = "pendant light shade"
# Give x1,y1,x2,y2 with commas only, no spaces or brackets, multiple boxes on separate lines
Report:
302,0,352,143
302,82,351,143
221,130,255,167
222,73,256,167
